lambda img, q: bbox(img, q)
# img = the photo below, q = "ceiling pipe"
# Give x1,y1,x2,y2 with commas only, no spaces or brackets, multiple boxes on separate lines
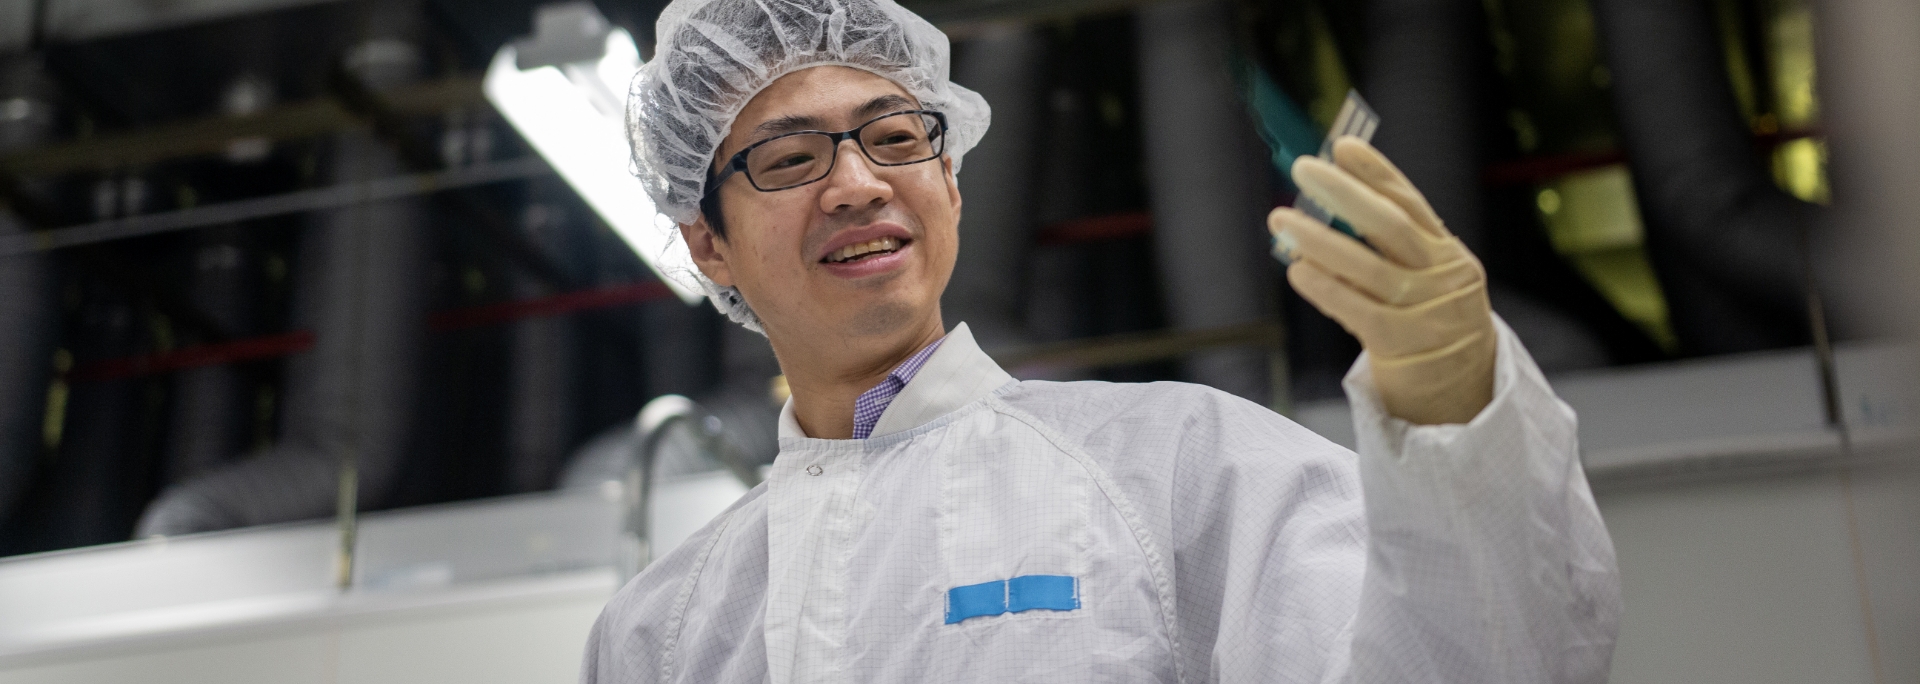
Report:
1134,0,1278,406
945,24,1047,350
0,0,346,52
1590,0,1815,354
138,21,435,538
1364,0,1609,372
1812,0,1920,340
0,55,61,534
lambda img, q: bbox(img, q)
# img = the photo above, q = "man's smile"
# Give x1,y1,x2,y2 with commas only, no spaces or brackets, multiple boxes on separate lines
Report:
814,222,917,278
825,236,905,263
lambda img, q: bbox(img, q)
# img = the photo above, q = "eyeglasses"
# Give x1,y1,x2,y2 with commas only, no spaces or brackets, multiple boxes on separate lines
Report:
707,110,948,194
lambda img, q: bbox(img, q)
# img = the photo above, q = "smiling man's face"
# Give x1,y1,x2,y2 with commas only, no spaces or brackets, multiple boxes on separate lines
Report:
682,66,962,366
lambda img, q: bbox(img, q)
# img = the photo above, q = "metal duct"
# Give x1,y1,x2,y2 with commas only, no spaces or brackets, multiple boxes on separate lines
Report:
279,18,435,506
162,230,258,484
39,287,148,546
0,0,349,52
506,203,577,493
1363,0,1488,253
162,73,279,484
139,30,432,536
945,25,1047,349
1134,0,1277,404
1590,0,1813,354
0,56,59,528
1363,0,1606,372
30,167,164,547
1813,0,1920,339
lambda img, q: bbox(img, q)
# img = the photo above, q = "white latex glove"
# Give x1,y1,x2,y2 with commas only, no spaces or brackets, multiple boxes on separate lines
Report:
1270,136,1496,425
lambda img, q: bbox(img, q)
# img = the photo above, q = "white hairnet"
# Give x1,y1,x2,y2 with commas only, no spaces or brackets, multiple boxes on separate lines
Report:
626,0,991,333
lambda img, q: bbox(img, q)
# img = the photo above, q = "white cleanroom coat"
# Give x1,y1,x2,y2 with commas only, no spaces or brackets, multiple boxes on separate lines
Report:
581,319,1620,683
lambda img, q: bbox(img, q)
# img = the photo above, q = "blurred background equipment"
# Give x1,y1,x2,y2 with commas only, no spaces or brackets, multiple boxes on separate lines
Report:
0,0,1911,682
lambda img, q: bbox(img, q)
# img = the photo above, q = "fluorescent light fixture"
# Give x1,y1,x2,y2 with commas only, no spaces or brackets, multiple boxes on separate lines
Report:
484,4,702,303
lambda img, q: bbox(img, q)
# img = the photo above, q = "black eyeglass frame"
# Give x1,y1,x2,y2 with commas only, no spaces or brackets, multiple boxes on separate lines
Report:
705,109,949,195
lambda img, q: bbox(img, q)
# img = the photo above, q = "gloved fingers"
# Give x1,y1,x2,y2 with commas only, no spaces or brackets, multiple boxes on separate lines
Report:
1411,255,1486,302
1390,280,1494,353
1291,156,1442,270
1271,208,1396,297
1290,258,1493,359
1330,136,1451,240
1269,208,1482,306
1285,259,1389,341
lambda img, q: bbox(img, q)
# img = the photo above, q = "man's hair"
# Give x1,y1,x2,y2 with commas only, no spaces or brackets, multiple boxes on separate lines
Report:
699,184,730,241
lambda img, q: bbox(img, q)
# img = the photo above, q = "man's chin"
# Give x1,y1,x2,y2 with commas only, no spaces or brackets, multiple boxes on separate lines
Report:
842,299,920,339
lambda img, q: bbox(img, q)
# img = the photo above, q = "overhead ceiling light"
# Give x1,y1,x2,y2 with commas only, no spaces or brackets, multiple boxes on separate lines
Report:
485,2,701,303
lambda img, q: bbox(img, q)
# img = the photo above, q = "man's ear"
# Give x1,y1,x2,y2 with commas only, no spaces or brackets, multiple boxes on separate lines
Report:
681,216,734,287
941,155,962,217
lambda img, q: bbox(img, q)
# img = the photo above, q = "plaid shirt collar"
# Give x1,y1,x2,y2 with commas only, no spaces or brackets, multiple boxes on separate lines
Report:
850,337,946,439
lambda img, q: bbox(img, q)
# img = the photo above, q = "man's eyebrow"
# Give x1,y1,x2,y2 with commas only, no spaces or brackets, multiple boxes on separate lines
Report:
739,94,918,147
852,94,917,121
751,114,827,140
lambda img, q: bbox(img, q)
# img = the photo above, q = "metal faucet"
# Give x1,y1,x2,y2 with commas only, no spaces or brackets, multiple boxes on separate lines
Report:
616,395,762,582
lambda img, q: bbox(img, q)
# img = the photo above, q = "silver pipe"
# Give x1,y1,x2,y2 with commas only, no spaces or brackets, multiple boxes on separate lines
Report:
137,32,433,552
1362,0,1487,254
1591,0,1815,354
1813,0,1920,340
1134,0,1278,405
0,55,59,527
946,25,1047,349
0,156,549,257
163,230,257,484
507,203,578,493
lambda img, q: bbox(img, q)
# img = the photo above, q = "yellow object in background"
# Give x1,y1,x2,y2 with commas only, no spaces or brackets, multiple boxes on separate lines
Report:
1536,165,1678,352
1773,137,1830,204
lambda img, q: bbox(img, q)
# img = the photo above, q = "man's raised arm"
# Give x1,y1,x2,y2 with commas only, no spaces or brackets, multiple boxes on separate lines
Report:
1272,137,1623,682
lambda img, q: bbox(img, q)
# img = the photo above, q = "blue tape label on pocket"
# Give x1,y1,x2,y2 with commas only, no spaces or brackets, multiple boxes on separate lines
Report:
1007,575,1079,613
946,575,1079,624
945,580,1008,624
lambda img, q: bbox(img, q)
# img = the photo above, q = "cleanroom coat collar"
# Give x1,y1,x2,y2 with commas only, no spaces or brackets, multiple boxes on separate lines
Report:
776,322,1017,441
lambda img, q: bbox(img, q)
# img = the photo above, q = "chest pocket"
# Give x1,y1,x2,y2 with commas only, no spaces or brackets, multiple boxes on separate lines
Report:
938,413,1091,624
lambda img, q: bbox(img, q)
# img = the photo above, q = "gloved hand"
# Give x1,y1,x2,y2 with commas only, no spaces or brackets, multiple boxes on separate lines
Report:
1269,136,1496,425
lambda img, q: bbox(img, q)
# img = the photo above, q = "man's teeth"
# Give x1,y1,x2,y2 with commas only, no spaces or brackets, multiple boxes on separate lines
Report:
827,237,902,263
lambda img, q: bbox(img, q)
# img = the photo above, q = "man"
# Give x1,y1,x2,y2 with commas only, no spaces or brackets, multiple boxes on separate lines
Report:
584,0,1620,681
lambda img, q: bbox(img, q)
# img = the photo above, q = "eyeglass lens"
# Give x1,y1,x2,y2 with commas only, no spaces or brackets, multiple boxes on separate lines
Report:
743,112,944,191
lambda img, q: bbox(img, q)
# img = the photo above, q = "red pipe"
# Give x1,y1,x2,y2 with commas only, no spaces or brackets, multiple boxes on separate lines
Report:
67,331,317,383
68,281,679,383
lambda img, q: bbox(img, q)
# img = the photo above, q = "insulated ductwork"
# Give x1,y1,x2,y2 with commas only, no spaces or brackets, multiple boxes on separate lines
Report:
506,204,578,493
0,56,60,528
137,127,431,536
37,168,159,546
945,26,1047,349
1363,0,1606,371
1135,0,1277,404
138,29,432,536
0,212,53,529
1591,0,1814,354
1363,0,1487,254
44,288,148,545
163,230,258,484
1814,0,1920,338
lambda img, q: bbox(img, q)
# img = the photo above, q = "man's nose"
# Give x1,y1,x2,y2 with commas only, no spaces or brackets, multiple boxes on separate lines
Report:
817,139,893,213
